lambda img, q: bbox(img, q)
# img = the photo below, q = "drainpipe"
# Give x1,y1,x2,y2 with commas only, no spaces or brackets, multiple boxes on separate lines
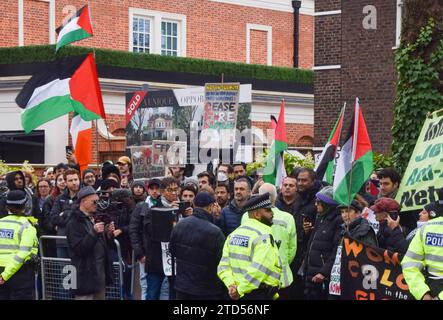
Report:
292,0,302,68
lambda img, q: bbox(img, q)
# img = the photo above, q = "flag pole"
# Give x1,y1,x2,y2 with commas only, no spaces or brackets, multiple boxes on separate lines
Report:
95,119,99,170
347,98,359,221
333,102,346,178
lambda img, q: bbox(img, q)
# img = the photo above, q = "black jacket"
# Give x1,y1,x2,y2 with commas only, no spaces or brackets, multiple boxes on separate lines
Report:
377,222,408,254
41,195,57,235
341,217,378,247
129,201,148,261
216,200,244,236
49,189,78,237
304,208,342,289
129,199,176,274
170,208,226,297
66,208,113,295
276,182,321,266
0,171,41,222
99,203,133,261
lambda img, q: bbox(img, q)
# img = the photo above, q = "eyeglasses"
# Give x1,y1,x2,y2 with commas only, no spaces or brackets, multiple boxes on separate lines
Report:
38,185,50,188
166,188,179,193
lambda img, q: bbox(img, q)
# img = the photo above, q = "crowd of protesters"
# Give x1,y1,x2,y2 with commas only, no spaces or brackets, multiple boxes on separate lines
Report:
0,154,442,301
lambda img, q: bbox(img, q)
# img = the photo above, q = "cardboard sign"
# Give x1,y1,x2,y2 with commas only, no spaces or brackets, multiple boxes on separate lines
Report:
151,140,187,166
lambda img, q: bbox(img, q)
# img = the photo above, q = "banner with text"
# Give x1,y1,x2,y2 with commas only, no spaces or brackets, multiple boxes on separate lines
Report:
396,114,443,211
203,83,240,149
341,236,411,300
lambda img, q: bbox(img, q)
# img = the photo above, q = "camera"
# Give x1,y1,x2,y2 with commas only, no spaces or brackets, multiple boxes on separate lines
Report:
93,212,113,225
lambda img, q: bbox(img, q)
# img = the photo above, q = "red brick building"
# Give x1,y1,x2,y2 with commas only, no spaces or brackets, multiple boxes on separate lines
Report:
314,0,403,153
0,0,315,165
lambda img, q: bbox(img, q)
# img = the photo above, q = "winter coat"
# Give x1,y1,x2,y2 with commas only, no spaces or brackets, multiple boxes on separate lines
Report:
170,207,226,296
377,222,408,254
129,201,148,261
304,208,342,291
217,200,244,236
49,189,78,247
98,203,132,261
341,217,378,247
0,171,41,222
129,199,176,274
276,181,321,267
66,208,113,295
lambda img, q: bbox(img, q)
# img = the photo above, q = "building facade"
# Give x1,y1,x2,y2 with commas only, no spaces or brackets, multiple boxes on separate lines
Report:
0,0,315,165
314,0,403,153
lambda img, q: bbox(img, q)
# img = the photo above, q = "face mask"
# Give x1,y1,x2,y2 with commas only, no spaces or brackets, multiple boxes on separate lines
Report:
217,172,228,182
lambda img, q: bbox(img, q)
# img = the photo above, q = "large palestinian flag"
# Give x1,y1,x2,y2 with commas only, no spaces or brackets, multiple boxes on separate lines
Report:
333,98,373,205
315,106,345,184
263,100,288,187
56,5,93,52
16,53,105,133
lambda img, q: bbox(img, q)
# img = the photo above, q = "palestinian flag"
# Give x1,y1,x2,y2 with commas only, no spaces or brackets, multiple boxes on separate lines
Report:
70,113,92,173
263,100,288,187
315,106,345,184
333,98,373,205
56,5,93,52
16,53,106,133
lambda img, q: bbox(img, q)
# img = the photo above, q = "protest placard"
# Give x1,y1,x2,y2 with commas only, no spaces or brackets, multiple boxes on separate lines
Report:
396,113,443,211
340,236,411,300
151,140,187,166
130,145,164,179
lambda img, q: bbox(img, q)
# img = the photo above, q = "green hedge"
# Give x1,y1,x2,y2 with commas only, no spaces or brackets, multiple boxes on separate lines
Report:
0,45,313,84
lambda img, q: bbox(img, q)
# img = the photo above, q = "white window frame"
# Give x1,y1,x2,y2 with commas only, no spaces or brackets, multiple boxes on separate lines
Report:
394,0,403,49
246,23,272,66
161,19,180,56
129,8,186,57
131,15,153,53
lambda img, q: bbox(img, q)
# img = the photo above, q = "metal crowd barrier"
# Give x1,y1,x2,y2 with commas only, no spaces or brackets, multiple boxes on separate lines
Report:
39,235,125,300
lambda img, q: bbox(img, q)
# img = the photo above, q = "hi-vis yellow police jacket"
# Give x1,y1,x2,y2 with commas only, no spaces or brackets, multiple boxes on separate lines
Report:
217,218,282,299
401,216,443,300
241,207,296,288
0,215,38,281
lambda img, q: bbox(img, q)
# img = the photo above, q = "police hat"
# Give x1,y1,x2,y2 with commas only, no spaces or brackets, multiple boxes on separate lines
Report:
242,193,273,213
6,190,27,206
424,201,443,219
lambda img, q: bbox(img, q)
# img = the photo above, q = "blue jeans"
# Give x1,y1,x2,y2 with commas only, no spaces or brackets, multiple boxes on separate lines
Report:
139,262,147,300
146,273,173,300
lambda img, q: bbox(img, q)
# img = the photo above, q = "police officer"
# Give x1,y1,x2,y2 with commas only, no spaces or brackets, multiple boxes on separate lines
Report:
401,199,443,300
218,193,282,300
240,183,297,299
0,190,39,300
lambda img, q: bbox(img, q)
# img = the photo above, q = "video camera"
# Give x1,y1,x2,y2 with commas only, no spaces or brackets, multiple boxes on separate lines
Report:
96,188,132,211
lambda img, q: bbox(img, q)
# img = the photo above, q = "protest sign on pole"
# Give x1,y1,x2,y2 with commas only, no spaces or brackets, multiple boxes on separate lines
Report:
151,140,187,166
340,236,411,300
202,83,240,149
396,114,443,211
130,145,164,179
